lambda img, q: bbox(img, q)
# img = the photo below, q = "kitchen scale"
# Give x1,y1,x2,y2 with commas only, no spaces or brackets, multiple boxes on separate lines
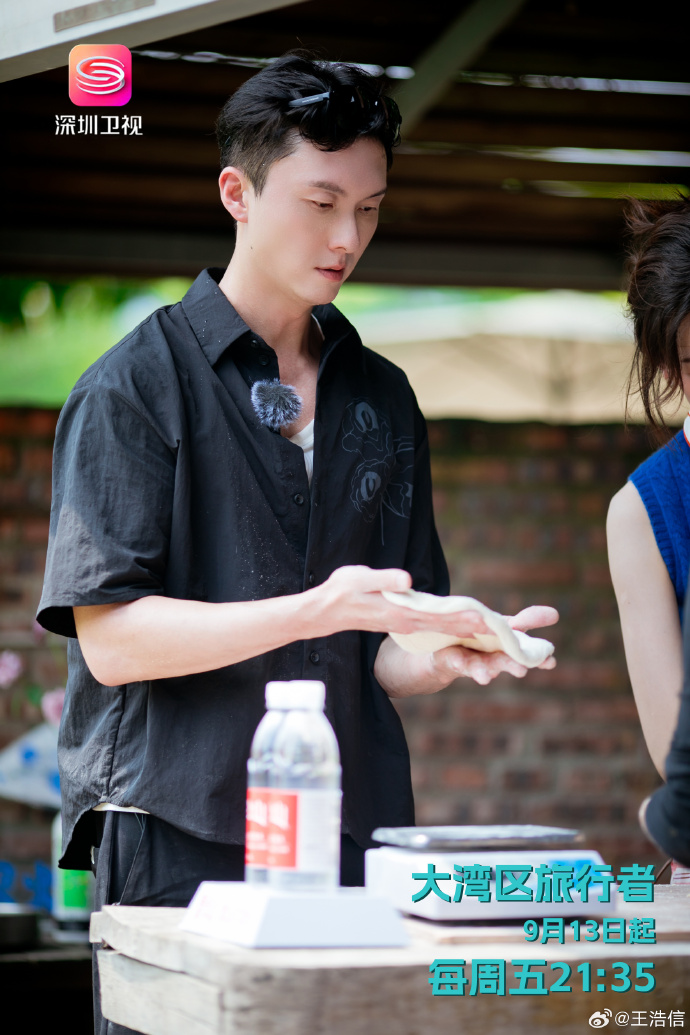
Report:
365,825,616,921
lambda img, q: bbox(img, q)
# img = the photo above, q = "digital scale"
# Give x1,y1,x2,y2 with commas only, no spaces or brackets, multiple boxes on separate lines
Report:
365,825,616,921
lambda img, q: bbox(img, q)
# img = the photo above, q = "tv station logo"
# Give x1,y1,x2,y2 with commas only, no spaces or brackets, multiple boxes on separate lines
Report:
69,45,132,106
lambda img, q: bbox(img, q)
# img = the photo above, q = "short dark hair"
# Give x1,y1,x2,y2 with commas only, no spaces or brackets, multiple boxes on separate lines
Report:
215,51,400,194
625,195,690,431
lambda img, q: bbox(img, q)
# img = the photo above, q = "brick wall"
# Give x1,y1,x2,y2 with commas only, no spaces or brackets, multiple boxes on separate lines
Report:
0,408,664,898
0,409,63,901
395,421,661,873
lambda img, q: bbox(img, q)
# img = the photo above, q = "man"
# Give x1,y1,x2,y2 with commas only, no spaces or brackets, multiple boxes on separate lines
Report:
38,53,556,921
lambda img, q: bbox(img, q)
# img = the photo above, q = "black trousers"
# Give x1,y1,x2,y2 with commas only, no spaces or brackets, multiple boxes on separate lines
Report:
91,811,365,1035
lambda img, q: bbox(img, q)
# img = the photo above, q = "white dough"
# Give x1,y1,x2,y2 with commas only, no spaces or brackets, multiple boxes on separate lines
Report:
381,589,554,668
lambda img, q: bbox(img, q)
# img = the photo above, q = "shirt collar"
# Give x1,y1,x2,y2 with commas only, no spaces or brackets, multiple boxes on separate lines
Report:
181,267,362,370
181,268,250,366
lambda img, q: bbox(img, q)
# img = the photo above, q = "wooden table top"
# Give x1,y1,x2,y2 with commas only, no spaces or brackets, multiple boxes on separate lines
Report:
91,885,690,984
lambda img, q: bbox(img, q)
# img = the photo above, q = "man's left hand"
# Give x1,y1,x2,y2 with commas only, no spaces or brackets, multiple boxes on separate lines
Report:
375,604,558,697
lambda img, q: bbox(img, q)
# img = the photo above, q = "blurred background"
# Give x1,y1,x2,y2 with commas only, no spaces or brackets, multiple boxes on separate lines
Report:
1,0,689,922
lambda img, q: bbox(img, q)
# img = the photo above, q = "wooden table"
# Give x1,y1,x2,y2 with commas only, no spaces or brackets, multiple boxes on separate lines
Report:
91,886,690,1035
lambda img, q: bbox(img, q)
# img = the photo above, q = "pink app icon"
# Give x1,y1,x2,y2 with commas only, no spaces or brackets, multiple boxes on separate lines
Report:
69,45,132,107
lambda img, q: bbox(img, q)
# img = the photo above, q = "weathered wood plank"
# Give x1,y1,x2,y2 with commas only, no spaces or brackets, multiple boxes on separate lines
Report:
97,944,690,1035
98,949,221,1035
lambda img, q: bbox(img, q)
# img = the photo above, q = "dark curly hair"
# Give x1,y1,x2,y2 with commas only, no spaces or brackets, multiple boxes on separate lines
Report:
625,195,690,432
215,51,400,195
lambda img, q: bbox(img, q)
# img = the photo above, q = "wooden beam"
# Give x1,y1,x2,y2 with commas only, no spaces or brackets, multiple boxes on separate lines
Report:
395,0,526,134
0,0,298,82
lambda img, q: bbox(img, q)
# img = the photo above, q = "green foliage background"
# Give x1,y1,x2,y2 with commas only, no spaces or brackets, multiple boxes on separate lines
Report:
0,277,527,407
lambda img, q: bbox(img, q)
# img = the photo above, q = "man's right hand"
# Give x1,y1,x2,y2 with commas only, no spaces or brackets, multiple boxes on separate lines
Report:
310,565,491,639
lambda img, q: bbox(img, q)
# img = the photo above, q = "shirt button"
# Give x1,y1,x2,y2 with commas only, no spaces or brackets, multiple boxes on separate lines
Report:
293,493,305,506
308,572,315,586
259,356,269,366
310,651,320,664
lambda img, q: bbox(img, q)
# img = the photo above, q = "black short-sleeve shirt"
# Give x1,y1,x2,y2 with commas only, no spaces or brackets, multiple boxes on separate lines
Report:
38,269,449,868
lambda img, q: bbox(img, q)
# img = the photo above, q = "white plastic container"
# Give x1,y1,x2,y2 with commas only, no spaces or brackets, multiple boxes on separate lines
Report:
267,680,342,892
245,682,293,884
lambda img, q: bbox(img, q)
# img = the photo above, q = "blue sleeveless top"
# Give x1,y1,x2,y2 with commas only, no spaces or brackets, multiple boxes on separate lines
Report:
629,429,690,620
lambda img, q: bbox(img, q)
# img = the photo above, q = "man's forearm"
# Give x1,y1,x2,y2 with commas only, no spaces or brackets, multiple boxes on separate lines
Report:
74,592,325,686
75,570,554,689
73,566,493,687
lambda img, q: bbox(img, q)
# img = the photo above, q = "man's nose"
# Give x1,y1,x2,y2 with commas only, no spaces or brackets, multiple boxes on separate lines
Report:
329,212,360,254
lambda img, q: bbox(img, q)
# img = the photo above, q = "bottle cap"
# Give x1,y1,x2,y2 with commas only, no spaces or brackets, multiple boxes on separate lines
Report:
272,679,326,710
265,682,299,710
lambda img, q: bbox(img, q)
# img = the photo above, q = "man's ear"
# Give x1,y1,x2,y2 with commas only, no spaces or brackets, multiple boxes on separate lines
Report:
219,166,250,223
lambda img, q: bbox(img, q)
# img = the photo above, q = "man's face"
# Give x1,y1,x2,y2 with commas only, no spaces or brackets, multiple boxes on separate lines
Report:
239,134,387,309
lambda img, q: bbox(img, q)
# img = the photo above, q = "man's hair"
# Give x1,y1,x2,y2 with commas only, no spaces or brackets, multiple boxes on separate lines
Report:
625,195,690,432
215,51,400,194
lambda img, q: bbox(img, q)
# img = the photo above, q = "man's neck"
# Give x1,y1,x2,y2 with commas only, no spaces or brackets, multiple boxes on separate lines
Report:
219,258,314,363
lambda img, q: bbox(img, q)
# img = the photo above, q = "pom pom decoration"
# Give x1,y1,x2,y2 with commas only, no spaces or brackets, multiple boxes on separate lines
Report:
251,379,303,431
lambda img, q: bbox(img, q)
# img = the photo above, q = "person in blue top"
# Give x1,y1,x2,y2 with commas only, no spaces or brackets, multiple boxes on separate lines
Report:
607,196,690,879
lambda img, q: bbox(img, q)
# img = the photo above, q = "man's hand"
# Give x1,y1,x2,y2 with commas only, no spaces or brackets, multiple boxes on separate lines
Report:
374,603,559,698
310,565,492,640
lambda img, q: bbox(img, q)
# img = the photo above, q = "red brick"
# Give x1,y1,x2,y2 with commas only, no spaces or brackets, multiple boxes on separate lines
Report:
414,799,458,825
21,445,53,475
576,492,609,518
427,423,451,449
440,764,487,790
530,800,630,826
620,768,662,795
538,661,626,692
0,827,51,861
0,480,28,507
573,698,640,722
501,768,551,791
0,408,59,437
521,426,569,451
561,767,613,793
542,731,640,756
431,489,448,514
582,563,614,588
20,518,50,545
586,527,608,550
571,459,600,482
454,699,561,724
463,559,577,587
0,517,18,541
431,458,512,484
516,458,561,483
0,442,18,475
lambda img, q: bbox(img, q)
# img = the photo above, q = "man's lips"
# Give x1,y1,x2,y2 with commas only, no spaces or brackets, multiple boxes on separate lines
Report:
316,266,345,282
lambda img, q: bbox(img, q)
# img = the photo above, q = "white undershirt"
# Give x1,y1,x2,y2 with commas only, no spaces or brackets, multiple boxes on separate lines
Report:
289,418,315,485
93,803,149,814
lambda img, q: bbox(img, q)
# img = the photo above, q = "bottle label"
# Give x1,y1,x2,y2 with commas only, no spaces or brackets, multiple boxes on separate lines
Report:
267,788,341,872
245,787,271,867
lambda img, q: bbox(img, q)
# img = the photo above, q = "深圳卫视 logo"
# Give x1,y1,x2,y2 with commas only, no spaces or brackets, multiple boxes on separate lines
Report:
69,45,132,107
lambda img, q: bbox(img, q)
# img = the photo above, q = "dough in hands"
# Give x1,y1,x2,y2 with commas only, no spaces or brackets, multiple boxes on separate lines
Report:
381,589,555,668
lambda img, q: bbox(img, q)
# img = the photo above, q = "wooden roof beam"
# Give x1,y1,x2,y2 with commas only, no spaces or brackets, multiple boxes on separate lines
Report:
395,0,526,135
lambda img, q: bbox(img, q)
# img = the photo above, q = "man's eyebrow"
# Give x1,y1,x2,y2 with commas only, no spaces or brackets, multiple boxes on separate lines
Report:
307,180,387,199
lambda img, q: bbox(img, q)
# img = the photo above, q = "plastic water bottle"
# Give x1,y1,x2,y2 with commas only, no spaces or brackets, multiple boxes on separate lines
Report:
267,680,342,892
245,682,293,884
